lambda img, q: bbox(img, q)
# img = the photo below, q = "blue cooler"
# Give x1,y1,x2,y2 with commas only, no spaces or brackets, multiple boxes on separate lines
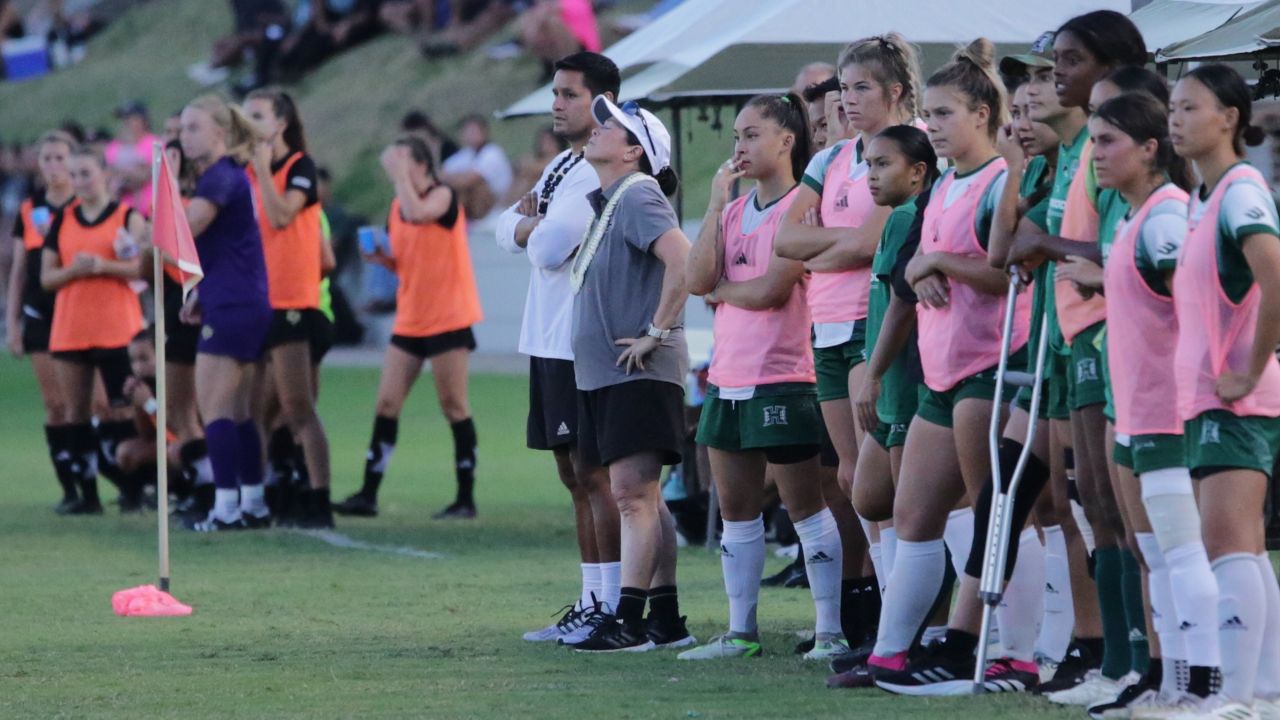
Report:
3,36,50,81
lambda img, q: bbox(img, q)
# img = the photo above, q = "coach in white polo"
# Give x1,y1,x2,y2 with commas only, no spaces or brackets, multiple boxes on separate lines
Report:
495,52,623,644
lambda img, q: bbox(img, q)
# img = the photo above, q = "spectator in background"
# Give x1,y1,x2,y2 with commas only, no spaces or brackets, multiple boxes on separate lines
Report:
104,101,158,217
163,112,182,143
791,61,834,95
379,0,447,38
517,0,601,77
400,109,458,166
277,0,382,82
188,0,289,89
506,124,566,204
441,113,512,220
420,0,516,57
802,76,839,152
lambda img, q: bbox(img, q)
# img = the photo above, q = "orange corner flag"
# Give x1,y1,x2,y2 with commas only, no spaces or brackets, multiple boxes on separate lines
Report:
152,148,202,299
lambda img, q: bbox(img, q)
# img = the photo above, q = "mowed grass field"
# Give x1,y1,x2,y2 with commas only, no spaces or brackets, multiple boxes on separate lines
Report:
0,354,1086,719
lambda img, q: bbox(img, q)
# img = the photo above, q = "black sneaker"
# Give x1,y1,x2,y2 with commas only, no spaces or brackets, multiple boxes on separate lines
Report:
1036,641,1099,695
559,607,614,647
572,619,655,653
981,658,1039,693
432,502,476,520
645,615,696,649
874,642,976,696
795,636,815,655
332,492,378,517
241,511,273,529
1086,672,1159,719
761,556,804,587
187,513,245,532
830,638,876,674
63,497,104,515
828,662,889,689
782,563,811,589
292,489,335,529
54,495,81,515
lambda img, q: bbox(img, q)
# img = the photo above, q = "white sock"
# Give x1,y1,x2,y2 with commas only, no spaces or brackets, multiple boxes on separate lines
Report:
214,488,239,520
581,563,602,611
1036,525,1075,662
922,625,948,646
599,561,621,614
874,538,945,657
794,508,843,636
194,456,214,485
720,515,765,635
996,527,1045,663
1136,532,1183,696
881,525,898,595
942,508,975,580
1214,552,1266,703
1166,541,1221,668
868,542,884,595
1252,554,1280,699
239,483,266,516
1071,499,1096,554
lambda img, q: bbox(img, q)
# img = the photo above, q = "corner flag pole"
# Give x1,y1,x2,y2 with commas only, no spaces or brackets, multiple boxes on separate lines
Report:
151,141,171,592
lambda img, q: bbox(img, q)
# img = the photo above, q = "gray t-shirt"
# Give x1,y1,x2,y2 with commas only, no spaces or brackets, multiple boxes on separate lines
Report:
572,173,688,391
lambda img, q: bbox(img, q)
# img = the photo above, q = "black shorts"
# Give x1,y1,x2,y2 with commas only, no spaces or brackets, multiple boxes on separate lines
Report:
163,277,199,365
391,327,477,359
51,345,131,407
309,314,335,365
577,380,685,467
265,308,330,356
527,356,577,450
20,313,51,354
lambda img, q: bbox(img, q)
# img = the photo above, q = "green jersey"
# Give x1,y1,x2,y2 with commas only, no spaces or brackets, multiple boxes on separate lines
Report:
1045,127,1092,357
865,199,920,424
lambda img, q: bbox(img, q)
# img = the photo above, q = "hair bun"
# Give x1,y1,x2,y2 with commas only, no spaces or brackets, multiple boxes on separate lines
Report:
1243,124,1267,147
953,37,996,71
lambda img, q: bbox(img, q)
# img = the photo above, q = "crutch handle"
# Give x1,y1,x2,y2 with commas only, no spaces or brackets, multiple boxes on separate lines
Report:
1002,371,1037,388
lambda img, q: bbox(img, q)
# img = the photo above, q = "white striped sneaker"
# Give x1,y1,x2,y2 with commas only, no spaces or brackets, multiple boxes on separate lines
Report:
522,601,584,642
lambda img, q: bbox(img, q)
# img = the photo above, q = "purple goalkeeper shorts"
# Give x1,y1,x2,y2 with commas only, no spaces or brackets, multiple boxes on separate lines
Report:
196,304,272,363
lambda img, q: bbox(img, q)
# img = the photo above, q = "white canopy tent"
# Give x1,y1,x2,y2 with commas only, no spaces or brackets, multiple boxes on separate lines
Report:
1128,0,1265,56
499,0,1130,118
1154,0,1280,60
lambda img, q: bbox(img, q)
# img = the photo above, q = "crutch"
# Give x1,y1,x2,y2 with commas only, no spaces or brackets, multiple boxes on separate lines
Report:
972,267,1051,693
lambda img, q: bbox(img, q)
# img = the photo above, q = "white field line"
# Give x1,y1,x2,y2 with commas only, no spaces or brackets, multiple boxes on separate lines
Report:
293,529,445,559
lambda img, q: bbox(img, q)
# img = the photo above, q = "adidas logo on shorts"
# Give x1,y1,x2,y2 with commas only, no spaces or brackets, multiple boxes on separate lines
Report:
556,422,570,436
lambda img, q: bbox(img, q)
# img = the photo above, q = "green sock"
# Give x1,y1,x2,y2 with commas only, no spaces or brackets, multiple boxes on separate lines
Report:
1119,549,1150,675
1095,547,1132,679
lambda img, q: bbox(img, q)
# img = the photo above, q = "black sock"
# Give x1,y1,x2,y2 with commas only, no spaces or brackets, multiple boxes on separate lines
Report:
840,579,864,642
1077,636,1105,667
47,425,78,501
942,628,978,658
1186,665,1219,698
361,415,398,497
292,442,310,488
1145,659,1163,686
121,463,153,506
267,427,296,486
95,420,135,488
617,587,647,627
67,422,99,504
647,585,680,623
859,576,881,642
450,417,476,506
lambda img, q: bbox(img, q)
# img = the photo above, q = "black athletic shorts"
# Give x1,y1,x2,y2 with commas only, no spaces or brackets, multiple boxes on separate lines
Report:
51,345,131,407
390,327,476,359
309,314,335,365
527,356,577,450
577,379,685,467
265,308,327,351
163,276,199,365
20,312,51,354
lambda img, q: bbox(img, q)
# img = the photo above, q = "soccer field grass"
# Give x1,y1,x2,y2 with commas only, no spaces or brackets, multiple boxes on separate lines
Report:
0,356,1087,719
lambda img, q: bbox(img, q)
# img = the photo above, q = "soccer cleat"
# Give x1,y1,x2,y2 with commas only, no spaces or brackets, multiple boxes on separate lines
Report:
803,634,853,661
1254,697,1280,720
571,619,655,653
188,512,245,532
432,502,476,520
1049,670,1140,707
63,497,105,515
827,663,883,689
558,606,613,647
523,602,583,642
645,615,696,649
291,489,335,529
1090,672,1161,719
829,638,876,674
332,492,378,517
677,634,762,660
761,558,806,587
1167,695,1260,720
982,657,1039,693
1038,641,1101,694
873,643,976,696
241,511,272,529
1131,693,1216,719
54,495,82,515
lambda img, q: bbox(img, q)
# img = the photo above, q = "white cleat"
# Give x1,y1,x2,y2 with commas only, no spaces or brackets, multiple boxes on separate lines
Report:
1167,695,1259,720
1049,670,1140,707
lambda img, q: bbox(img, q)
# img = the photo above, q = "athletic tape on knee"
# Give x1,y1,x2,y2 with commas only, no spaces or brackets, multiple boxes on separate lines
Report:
1142,492,1202,552
1140,467,1193,502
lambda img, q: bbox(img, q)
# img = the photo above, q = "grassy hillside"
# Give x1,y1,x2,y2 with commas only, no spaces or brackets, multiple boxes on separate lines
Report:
0,0,730,221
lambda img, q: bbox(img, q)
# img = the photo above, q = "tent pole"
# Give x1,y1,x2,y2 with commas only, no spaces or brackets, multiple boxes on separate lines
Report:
673,101,684,220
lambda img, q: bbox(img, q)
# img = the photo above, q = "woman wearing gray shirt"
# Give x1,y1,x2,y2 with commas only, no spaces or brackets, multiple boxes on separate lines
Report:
567,97,694,653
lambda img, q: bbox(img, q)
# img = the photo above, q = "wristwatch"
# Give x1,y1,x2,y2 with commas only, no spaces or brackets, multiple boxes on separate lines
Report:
646,323,671,340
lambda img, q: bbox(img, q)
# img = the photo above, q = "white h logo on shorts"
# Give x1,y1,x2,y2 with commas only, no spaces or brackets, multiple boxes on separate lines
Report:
763,406,788,427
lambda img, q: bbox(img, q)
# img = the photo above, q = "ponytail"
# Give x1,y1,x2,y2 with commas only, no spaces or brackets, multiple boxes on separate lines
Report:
186,94,262,165
927,38,1007,139
838,32,922,119
1184,64,1267,156
745,92,812,183
247,87,308,154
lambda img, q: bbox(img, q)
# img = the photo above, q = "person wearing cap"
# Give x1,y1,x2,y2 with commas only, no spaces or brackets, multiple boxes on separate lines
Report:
566,96,695,653
997,30,1056,88
105,100,159,217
